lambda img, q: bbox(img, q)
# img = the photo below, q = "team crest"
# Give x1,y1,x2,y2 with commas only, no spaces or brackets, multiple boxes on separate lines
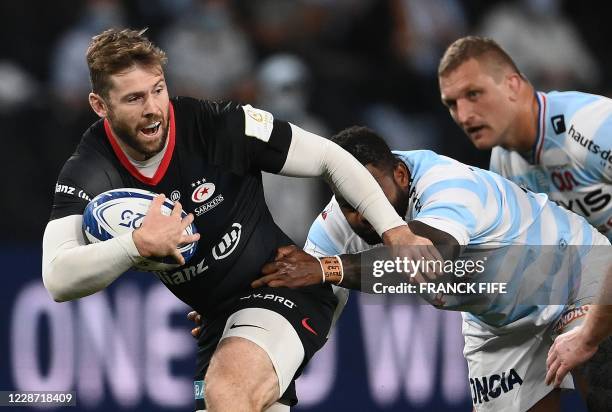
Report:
192,182,216,203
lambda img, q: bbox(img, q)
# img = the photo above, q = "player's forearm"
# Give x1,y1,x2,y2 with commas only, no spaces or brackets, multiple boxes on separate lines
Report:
280,124,407,235
42,216,141,301
580,305,612,347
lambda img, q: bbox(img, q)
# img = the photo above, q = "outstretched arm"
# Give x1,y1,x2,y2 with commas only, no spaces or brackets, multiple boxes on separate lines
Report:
253,221,459,291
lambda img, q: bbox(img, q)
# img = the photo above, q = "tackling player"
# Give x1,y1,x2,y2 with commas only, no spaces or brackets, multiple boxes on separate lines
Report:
41,28,419,412
438,35,612,410
253,126,611,412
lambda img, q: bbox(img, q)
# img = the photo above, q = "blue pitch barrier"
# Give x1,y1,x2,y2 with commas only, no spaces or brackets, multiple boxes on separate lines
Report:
0,245,585,411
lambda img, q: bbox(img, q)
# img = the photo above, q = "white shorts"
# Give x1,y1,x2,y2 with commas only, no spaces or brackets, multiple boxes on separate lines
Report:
463,231,611,411
221,307,305,397
462,306,574,412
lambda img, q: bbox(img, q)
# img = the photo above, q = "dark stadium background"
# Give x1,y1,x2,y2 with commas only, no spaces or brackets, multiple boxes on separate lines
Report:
1,0,607,410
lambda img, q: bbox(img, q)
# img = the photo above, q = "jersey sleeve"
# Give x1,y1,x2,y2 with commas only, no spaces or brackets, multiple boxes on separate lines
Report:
49,149,116,221
412,166,488,246
195,100,293,175
303,198,350,257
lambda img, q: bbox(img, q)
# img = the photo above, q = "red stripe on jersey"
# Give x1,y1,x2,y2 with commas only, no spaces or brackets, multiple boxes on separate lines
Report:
535,93,546,164
104,103,176,186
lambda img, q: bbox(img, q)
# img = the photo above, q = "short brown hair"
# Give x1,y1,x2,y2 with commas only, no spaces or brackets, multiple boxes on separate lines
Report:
438,36,522,79
86,28,167,97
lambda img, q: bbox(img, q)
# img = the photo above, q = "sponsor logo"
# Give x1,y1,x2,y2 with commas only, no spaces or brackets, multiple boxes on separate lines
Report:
553,305,590,334
567,124,612,166
194,380,205,400
469,368,523,404
229,323,267,331
212,223,242,260
170,190,181,202
153,257,209,285
322,202,334,220
192,182,216,204
55,184,91,201
194,194,224,216
553,188,611,218
239,293,297,309
551,114,566,134
301,318,318,335
551,170,578,191
243,105,274,142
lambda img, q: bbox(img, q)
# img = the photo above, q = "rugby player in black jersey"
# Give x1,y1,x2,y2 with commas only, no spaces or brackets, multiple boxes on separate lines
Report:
41,28,426,412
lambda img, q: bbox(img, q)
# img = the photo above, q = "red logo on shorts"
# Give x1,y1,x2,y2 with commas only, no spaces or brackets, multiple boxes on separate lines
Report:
301,317,318,335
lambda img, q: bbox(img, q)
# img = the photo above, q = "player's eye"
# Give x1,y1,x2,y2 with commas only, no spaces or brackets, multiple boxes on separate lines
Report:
467,90,480,100
154,86,164,94
127,95,142,103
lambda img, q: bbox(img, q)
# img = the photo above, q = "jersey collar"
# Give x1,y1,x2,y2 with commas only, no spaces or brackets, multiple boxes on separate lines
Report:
104,102,176,186
531,91,547,165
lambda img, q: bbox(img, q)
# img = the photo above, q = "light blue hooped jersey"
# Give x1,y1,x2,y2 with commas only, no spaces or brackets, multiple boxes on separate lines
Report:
490,91,612,240
305,150,609,326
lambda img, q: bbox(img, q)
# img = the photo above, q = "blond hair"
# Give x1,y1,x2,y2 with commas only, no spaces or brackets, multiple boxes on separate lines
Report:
86,28,167,97
438,36,522,79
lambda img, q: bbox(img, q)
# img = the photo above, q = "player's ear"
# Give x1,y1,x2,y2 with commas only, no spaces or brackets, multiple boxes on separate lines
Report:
89,92,109,118
506,72,522,101
394,162,410,189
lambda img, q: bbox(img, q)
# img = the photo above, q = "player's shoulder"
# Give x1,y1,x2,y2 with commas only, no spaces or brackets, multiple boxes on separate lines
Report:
173,96,275,139
172,96,242,118
57,121,121,193
396,150,479,188
305,197,370,256
544,90,612,130
393,149,456,177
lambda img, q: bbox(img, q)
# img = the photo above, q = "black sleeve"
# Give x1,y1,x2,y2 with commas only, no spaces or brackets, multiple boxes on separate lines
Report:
49,151,116,221
195,100,293,175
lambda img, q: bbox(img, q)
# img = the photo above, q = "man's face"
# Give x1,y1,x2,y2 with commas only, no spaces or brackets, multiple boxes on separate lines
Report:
103,64,170,158
336,164,409,245
439,58,515,150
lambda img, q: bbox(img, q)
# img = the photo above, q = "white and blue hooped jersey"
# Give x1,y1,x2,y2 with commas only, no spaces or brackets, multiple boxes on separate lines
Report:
305,150,609,326
490,91,612,240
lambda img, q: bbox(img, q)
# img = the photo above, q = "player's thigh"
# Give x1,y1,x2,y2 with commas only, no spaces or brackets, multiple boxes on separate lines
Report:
207,306,306,399
206,335,281,408
196,285,336,409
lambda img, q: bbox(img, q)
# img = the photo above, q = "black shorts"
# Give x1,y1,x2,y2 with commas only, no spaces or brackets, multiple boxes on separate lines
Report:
194,284,337,410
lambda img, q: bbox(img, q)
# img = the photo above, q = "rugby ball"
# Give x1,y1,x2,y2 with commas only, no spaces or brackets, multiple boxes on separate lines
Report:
82,188,198,272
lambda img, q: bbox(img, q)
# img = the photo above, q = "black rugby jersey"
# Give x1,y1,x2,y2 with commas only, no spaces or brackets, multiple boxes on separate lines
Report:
50,97,296,315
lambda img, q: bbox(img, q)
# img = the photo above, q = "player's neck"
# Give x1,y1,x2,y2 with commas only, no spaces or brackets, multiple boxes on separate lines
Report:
506,89,539,154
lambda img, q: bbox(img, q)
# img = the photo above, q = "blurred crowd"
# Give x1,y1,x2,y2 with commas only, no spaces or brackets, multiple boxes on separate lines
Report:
2,0,610,242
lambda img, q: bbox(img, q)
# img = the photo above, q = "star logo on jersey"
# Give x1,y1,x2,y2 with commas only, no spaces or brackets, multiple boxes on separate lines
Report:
551,114,566,134
192,182,216,203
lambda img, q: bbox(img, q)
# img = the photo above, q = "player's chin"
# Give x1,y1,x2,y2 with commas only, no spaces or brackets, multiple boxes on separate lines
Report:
470,134,495,150
137,129,166,153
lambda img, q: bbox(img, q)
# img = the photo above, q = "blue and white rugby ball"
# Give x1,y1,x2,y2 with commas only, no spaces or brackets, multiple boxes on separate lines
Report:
82,188,198,272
